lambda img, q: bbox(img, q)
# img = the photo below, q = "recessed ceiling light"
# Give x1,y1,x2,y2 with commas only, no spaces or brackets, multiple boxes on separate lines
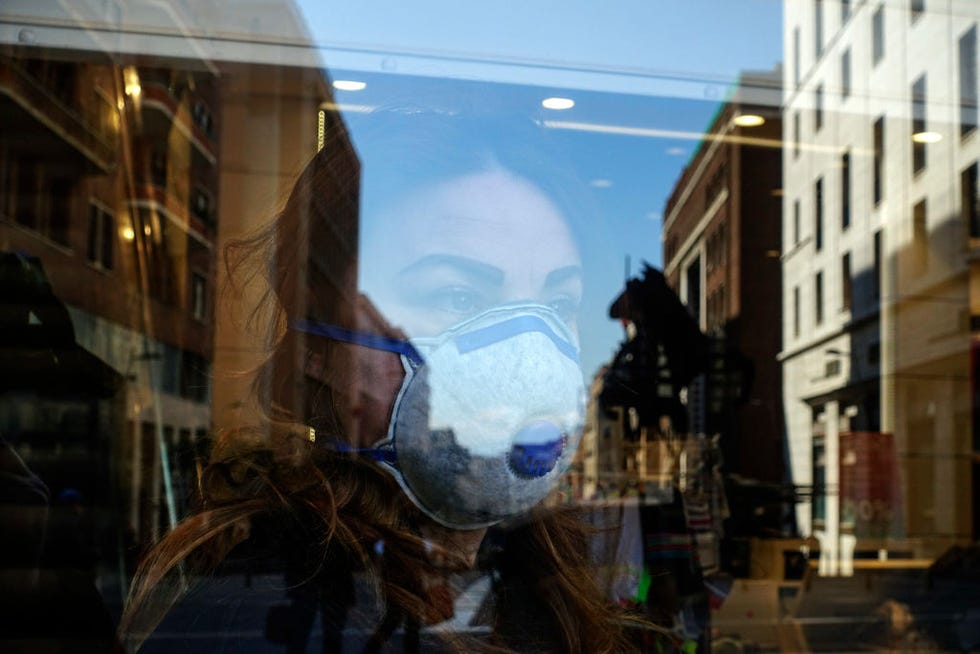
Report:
320,102,375,114
333,80,366,91
542,97,575,110
912,131,942,143
733,114,765,127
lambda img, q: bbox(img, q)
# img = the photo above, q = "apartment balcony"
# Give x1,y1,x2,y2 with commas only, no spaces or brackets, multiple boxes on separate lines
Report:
130,184,214,250
0,60,115,173
140,81,217,166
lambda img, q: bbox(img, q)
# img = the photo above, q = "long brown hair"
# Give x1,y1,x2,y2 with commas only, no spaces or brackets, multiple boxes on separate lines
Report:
120,116,649,652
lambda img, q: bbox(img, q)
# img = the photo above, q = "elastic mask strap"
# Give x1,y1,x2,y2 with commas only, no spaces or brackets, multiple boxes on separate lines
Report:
316,436,398,466
292,319,425,367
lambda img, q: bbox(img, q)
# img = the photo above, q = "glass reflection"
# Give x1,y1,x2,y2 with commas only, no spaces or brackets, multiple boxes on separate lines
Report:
0,0,979,651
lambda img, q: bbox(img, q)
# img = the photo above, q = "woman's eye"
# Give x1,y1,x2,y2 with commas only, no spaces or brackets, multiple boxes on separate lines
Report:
429,287,486,315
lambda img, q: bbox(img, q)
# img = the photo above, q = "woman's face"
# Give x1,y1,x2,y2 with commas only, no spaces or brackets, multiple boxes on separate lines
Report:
322,168,583,459
311,167,586,547
362,169,583,339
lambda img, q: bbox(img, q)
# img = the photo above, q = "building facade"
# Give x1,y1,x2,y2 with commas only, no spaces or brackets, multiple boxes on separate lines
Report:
661,69,786,486
0,49,220,546
782,0,978,574
0,1,358,553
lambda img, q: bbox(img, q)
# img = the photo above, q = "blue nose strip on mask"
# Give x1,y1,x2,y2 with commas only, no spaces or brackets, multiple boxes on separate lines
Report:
453,314,579,364
508,421,565,478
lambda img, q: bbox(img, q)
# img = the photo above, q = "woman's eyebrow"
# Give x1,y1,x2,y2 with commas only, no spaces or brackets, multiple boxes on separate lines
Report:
397,254,506,286
544,265,583,288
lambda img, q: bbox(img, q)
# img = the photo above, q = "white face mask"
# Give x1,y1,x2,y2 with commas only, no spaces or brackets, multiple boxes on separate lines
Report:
294,304,586,530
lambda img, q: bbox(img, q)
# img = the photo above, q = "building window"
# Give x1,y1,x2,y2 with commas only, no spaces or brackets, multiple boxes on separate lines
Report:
686,258,701,325
913,199,928,274
11,158,72,245
960,25,978,138
825,358,841,377
136,208,176,304
873,116,885,205
815,0,824,58
86,202,114,270
793,286,801,337
813,431,826,524
873,5,885,64
842,0,851,23
794,111,801,158
962,162,980,238
873,230,882,299
842,252,853,310
190,186,214,226
180,351,211,403
47,177,72,246
191,100,214,138
815,84,824,131
815,177,824,251
708,284,727,331
911,0,924,22
815,271,824,324
713,223,727,267
793,26,801,88
841,48,851,99
15,158,38,230
794,199,801,245
912,75,927,174
192,273,207,321
150,150,167,187
842,150,851,229
719,223,727,264
705,165,726,207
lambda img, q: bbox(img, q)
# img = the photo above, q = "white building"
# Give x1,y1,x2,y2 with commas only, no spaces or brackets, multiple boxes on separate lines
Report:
782,0,978,574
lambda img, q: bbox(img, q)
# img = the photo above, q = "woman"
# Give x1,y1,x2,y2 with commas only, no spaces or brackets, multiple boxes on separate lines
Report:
121,110,651,652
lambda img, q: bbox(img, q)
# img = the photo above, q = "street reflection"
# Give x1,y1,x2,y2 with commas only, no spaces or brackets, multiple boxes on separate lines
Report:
1,0,980,652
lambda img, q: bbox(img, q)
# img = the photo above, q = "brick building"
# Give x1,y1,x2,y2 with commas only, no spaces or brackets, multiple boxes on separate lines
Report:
661,69,785,485
0,1,359,550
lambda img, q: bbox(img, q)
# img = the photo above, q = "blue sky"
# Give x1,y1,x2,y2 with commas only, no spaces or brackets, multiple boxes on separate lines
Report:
296,1,783,377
